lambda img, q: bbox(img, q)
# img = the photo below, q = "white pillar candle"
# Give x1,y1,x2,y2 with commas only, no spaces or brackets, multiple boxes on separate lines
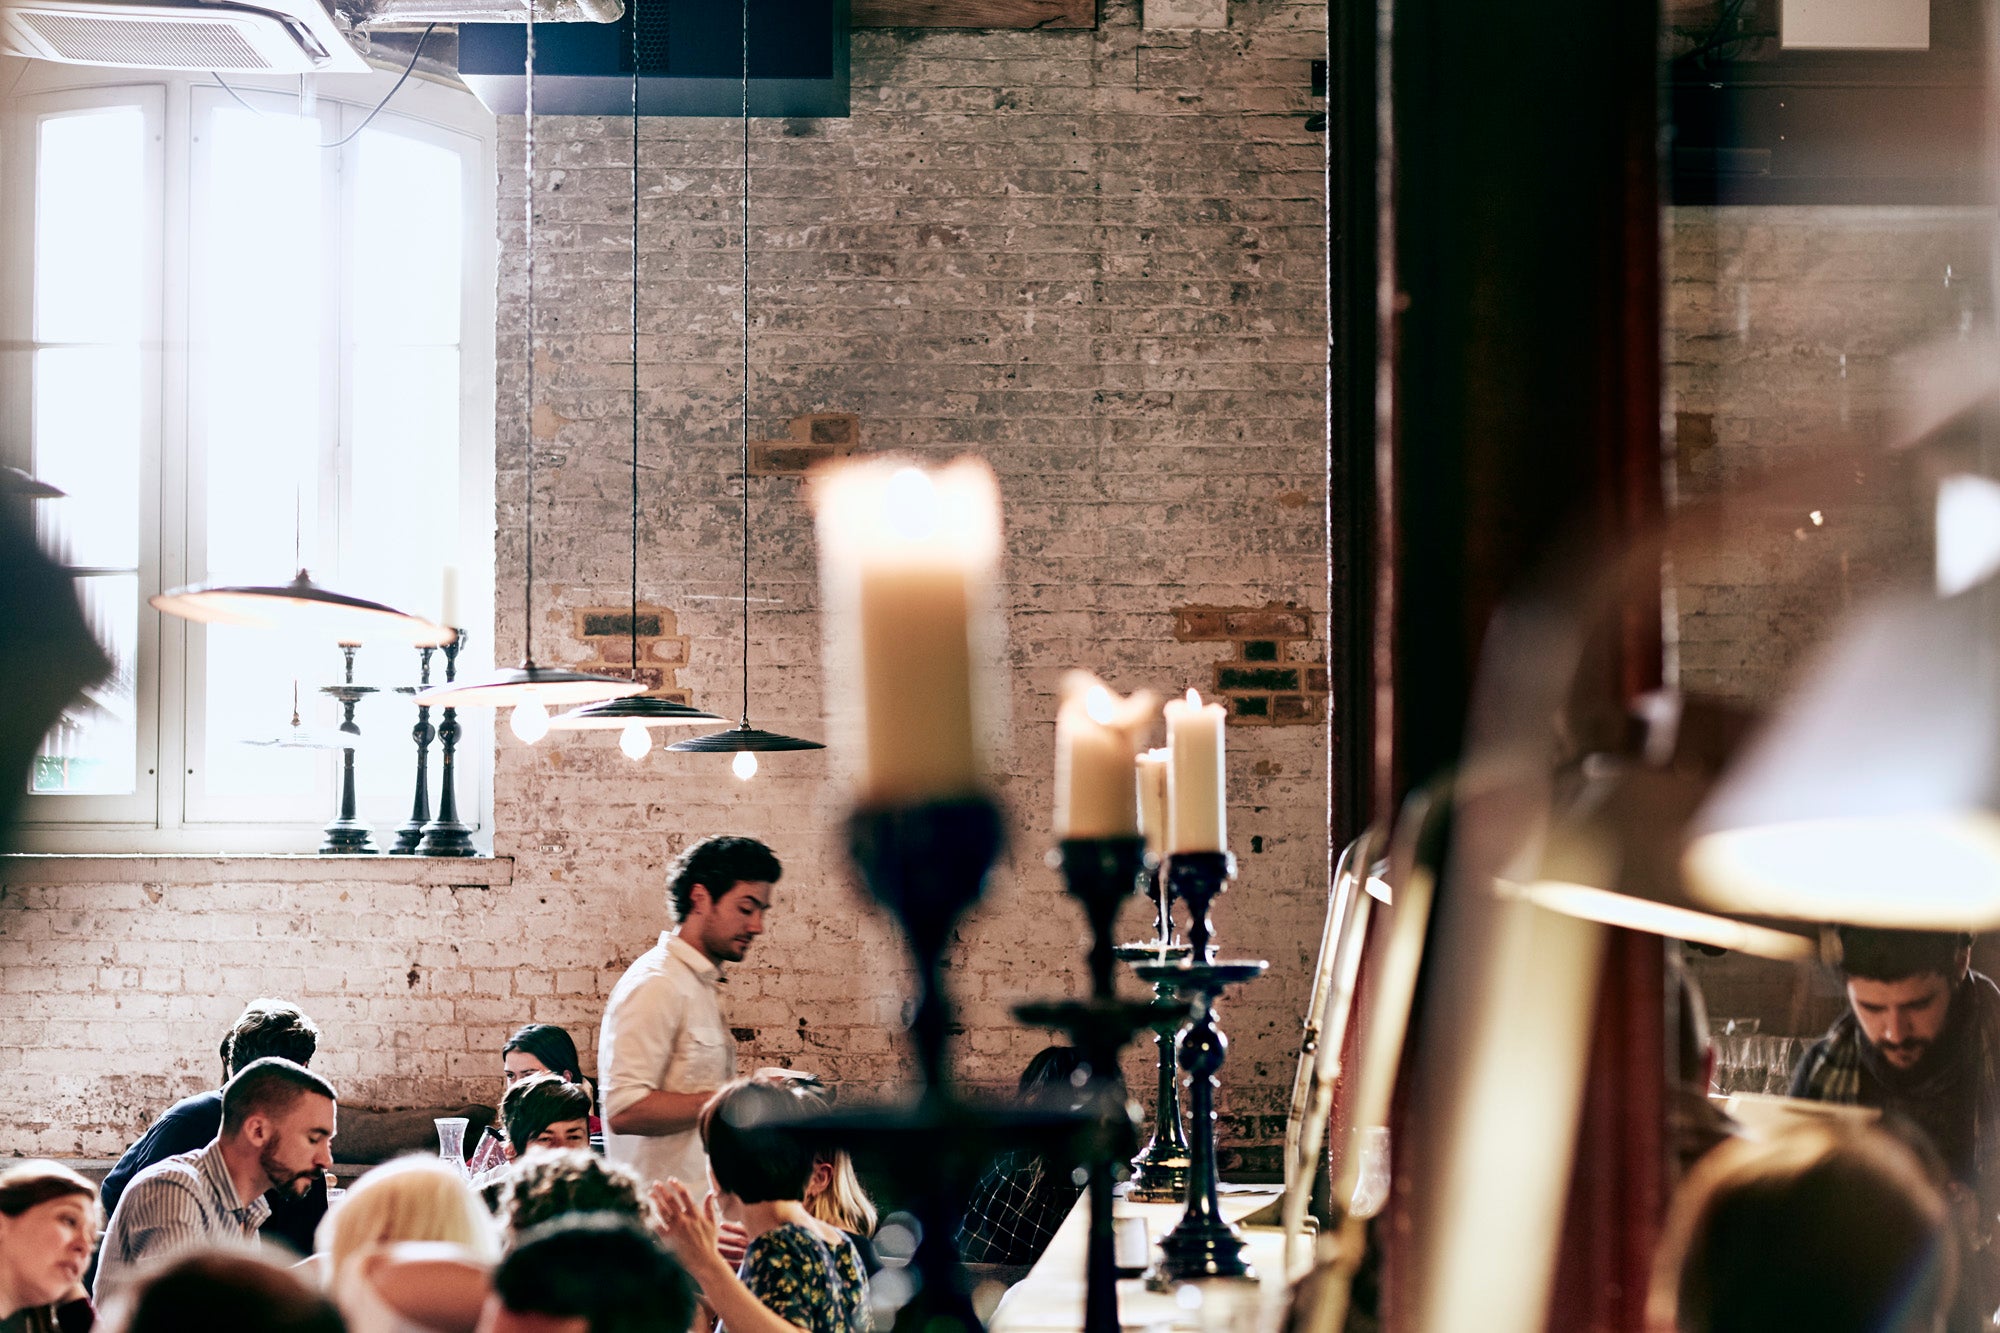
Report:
1164,688,1227,853
439,565,460,627
813,458,1002,805
1136,747,1170,858
1054,671,1157,839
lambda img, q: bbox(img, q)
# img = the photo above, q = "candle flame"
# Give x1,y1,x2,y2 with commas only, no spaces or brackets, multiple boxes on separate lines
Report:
1083,685,1116,726
884,467,940,543
1185,688,1202,707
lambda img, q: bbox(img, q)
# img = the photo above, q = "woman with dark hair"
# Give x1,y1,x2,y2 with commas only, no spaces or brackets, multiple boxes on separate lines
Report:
0,1161,98,1332
467,1023,600,1177
651,1079,870,1333
955,1046,1088,1267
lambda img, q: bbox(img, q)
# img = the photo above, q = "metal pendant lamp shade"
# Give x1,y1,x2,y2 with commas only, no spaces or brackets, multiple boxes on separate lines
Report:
414,0,644,723
549,695,722,730
152,569,455,647
1682,580,2000,930
1513,757,1817,961
667,724,823,754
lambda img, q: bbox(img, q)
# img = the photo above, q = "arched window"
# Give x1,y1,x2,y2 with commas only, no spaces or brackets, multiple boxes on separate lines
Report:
2,64,497,850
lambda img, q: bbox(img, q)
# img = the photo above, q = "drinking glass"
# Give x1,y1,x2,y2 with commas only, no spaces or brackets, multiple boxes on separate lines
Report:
435,1116,469,1175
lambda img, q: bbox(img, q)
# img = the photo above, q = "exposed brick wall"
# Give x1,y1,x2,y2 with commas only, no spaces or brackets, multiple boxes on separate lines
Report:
1,0,1327,1174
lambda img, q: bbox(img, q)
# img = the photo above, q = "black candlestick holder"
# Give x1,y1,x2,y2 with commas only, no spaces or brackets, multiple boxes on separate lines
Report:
319,644,378,854
1116,864,1195,1204
390,645,438,854
1132,850,1268,1285
417,631,476,857
1013,835,1189,1333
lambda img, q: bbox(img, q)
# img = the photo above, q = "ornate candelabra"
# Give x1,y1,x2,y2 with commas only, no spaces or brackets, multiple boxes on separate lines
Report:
417,631,476,857
318,644,377,854
1133,851,1267,1285
390,645,438,855
1014,837,1188,1333
1117,863,1194,1203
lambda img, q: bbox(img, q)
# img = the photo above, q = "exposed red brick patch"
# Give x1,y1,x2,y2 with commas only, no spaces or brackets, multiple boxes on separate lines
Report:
1173,602,1327,726
571,604,693,701
748,413,865,476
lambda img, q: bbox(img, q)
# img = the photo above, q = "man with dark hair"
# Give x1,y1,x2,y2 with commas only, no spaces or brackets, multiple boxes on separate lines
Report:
119,1250,346,1333
477,1214,694,1333
98,1000,327,1266
95,1058,337,1301
1792,927,2000,1226
600,835,781,1191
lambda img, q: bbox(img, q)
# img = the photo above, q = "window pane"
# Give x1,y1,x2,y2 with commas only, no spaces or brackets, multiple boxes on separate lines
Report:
353,128,462,346
31,574,137,795
35,107,144,345
202,625,321,800
33,347,140,570
348,345,461,612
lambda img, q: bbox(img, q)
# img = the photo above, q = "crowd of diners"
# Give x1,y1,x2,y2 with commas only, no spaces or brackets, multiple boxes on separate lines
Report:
9,837,1993,1333
0,837,1087,1333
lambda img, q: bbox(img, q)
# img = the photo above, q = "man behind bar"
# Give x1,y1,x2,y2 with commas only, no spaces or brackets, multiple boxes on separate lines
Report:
1791,928,2000,1238
599,836,781,1193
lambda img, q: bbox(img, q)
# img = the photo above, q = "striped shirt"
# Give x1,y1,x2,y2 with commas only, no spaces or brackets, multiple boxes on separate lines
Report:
93,1138,271,1300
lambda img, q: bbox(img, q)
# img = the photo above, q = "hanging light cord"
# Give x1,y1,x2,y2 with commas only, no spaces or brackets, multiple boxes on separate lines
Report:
522,0,538,666
737,0,751,728
630,9,641,681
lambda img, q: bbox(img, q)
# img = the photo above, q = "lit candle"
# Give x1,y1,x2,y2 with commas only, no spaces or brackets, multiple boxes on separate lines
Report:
1164,688,1226,853
813,458,1001,805
1054,671,1157,839
1136,747,1170,859
439,565,460,628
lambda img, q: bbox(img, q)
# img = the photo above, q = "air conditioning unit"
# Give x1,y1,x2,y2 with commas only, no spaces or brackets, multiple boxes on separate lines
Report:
0,0,369,73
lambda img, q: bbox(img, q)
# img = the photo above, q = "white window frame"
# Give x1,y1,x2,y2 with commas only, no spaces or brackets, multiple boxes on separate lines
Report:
1,60,498,853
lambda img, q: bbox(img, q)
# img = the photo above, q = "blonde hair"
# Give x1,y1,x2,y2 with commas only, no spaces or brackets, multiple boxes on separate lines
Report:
316,1156,498,1283
804,1151,877,1237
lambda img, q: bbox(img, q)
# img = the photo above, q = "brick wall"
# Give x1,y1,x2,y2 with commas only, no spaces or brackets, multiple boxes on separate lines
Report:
1669,206,1989,1034
2,0,1328,1175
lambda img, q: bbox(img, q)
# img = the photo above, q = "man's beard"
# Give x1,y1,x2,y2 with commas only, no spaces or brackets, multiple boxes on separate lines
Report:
1877,1038,1932,1068
260,1147,318,1197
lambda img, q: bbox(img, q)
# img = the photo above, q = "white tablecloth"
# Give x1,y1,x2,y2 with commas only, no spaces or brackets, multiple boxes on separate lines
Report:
987,1185,1291,1333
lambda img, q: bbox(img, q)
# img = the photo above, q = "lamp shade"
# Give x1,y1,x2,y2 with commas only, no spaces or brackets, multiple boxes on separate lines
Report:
1682,583,2000,930
1515,759,1817,960
547,695,723,731
665,723,824,754
152,570,455,647
413,662,647,710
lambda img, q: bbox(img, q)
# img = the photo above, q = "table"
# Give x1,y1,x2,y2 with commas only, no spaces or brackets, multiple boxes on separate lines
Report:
987,1184,1294,1333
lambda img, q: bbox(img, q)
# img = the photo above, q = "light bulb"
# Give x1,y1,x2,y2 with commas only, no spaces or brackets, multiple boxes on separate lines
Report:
732,749,758,781
619,719,653,761
509,698,550,744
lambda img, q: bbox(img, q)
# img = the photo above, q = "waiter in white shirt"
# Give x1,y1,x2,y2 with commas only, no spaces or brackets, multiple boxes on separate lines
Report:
599,835,781,1192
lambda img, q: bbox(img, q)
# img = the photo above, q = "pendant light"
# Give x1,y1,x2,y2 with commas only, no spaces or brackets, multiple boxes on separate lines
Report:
415,4,643,738
668,0,822,778
548,33,722,759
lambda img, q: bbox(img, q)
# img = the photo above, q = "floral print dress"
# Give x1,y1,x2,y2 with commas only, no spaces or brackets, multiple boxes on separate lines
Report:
730,1222,872,1333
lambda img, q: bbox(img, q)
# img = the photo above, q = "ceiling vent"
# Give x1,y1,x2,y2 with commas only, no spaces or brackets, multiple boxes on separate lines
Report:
0,0,369,72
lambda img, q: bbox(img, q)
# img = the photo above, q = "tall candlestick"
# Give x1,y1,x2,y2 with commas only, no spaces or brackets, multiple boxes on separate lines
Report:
1137,747,1170,860
1164,688,1227,853
1055,672,1157,839
813,459,1001,806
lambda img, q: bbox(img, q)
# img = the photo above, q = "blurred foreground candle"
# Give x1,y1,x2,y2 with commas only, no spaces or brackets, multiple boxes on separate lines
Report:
1165,688,1226,853
1136,747,1170,858
1054,671,1157,838
813,457,1002,804
439,565,460,628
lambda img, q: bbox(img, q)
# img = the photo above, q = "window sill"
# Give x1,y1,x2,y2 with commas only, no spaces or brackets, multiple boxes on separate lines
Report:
0,853,514,886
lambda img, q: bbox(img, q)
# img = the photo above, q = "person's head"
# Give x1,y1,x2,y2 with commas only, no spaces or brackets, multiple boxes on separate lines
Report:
220,999,320,1082
699,1078,813,1212
477,1215,693,1333
315,1155,498,1283
119,1250,345,1333
1018,1046,1088,1108
1835,927,1974,1072
1650,1124,1955,1333
765,1071,877,1237
502,1024,585,1088
499,1150,645,1239
0,1161,97,1318
220,1058,338,1198
665,836,781,965
502,1074,594,1160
